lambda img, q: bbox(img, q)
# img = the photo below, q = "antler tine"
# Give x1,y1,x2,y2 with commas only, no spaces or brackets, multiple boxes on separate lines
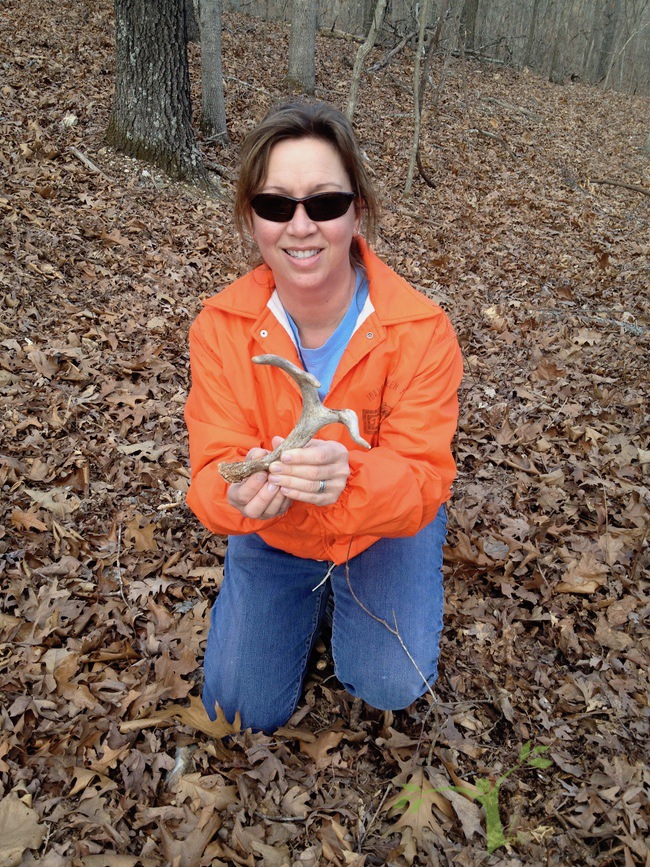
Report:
252,354,323,413
218,354,371,484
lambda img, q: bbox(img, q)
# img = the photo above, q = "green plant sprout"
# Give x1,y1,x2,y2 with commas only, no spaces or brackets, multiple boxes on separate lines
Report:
395,742,554,854
463,742,554,852
452,741,553,853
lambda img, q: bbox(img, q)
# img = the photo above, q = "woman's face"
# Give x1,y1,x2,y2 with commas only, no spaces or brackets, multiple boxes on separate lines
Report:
249,136,360,296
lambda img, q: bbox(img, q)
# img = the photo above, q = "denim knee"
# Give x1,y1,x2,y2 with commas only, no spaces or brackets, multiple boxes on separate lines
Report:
339,665,437,711
202,677,297,734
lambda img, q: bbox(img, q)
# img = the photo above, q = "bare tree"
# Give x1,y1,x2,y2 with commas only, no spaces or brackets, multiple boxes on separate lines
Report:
598,0,623,84
346,0,388,121
461,0,479,53
107,0,211,186
198,0,228,142
404,0,432,197
286,0,318,94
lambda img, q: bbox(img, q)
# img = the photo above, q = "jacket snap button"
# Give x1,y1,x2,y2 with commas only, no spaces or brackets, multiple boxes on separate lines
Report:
366,331,374,339
260,329,268,338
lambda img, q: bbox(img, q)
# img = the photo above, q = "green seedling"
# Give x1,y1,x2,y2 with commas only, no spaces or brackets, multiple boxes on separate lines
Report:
393,742,553,854
459,742,554,853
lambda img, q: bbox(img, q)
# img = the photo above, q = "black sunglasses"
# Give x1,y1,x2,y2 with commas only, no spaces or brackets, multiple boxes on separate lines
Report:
250,191,356,223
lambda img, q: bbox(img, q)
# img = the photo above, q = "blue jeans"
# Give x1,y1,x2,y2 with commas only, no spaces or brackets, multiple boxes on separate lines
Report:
202,506,447,733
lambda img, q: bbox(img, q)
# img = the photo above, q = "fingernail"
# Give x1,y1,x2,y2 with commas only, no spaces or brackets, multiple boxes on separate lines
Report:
269,462,282,474
267,483,278,493
281,453,293,463
268,475,280,485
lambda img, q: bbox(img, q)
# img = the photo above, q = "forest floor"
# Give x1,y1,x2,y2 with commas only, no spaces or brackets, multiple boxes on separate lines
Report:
1,0,649,865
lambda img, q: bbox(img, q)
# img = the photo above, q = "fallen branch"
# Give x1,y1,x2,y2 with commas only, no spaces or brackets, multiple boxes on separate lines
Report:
469,128,518,159
219,355,371,483
68,146,111,178
205,160,236,180
481,96,543,122
590,179,650,197
369,30,417,72
319,28,364,44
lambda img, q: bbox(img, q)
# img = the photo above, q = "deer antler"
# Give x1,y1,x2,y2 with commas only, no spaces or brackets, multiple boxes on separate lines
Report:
219,354,371,483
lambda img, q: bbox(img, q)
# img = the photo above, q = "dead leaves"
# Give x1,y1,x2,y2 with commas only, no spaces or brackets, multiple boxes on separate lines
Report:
0,794,46,867
1,0,649,864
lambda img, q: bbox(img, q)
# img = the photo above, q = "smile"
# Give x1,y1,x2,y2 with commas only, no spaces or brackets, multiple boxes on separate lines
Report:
286,249,321,260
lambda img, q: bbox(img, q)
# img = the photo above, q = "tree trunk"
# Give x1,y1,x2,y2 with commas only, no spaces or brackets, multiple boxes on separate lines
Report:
198,0,228,142
461,0,479,53
346,0,388,121
403,0,432,197
185,0,200,41
286,0,317,94
599,0,622,86
107,0,210,185
643,130,650,154
523,0,541,68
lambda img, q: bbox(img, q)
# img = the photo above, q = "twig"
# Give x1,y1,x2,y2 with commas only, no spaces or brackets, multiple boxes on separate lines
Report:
68,146,111,179
469,128,518,158
357,783,394,852
481,96,543,121
116,523,127,606
254,810,308,823
344,560,436,703
223,74,271,96
590,179,650,197
534,309,646,336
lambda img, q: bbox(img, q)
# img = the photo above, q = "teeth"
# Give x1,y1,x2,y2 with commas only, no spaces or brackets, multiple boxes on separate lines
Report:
287,249,319,259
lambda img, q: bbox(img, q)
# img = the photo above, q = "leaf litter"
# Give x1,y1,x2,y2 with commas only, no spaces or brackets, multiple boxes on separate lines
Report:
0,0,648,864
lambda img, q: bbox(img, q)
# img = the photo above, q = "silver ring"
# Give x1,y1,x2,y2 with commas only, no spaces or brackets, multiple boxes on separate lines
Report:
317,479,326,494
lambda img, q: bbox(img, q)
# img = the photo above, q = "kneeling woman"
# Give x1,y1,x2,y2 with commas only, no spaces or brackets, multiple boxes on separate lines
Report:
184,100,463,733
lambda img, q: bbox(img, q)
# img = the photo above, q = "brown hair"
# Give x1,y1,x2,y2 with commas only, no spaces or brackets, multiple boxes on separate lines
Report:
234,100,379,266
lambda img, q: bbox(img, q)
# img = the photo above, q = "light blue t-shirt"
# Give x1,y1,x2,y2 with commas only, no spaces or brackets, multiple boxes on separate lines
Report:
285,269,369,399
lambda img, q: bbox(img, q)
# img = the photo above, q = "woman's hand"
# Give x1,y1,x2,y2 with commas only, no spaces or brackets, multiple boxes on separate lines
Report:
227,439,293,520
267,438,350,506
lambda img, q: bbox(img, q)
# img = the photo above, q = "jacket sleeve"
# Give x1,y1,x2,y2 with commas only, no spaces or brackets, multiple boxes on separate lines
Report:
315,318,463,539
184,314,285,536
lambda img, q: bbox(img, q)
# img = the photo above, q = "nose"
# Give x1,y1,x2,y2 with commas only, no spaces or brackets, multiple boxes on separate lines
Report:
287,202,316,234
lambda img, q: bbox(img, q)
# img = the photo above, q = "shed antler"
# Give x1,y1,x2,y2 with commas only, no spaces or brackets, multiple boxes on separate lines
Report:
219,354,371,483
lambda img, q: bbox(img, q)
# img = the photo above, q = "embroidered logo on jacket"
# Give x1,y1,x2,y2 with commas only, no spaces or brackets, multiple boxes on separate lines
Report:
362,404,392,434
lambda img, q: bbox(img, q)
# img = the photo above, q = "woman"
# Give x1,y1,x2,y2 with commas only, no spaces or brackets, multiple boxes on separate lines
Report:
185,100,463,734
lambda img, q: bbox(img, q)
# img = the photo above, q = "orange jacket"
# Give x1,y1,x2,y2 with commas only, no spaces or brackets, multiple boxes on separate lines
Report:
185,239,463,565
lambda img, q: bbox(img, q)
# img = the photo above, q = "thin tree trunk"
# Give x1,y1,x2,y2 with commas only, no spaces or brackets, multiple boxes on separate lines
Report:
286,0,317,94
404,0,432,197
548,0,570,84
461,0,479,53
599,0,622,85
107,0,210,186
346,0,388,121
524,0,541,68
199,0,228,142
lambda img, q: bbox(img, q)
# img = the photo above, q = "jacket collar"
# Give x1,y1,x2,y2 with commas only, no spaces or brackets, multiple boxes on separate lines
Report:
202,237,438,324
